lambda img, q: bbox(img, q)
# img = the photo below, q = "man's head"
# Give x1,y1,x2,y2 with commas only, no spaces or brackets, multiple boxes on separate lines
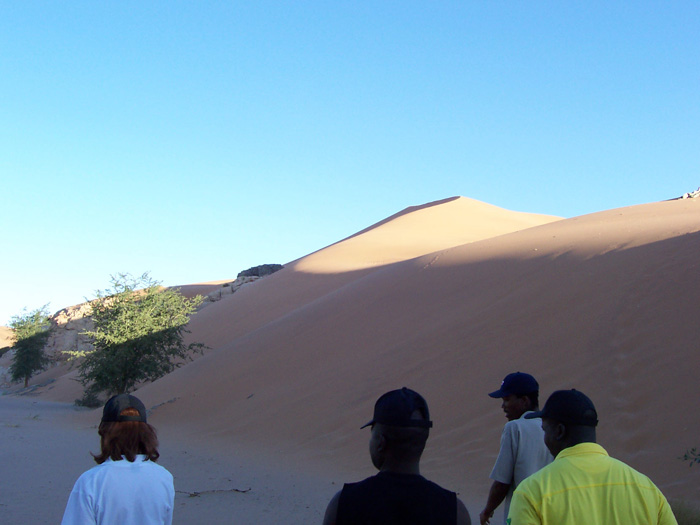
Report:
489,372,539,421
526,389,598,457
362,388,432,472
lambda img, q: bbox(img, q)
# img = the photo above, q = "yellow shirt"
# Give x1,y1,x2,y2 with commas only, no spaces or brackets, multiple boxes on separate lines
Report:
507,442,677,525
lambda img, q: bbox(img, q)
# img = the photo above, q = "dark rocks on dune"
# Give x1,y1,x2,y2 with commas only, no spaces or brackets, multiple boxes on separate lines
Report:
237,264,284,278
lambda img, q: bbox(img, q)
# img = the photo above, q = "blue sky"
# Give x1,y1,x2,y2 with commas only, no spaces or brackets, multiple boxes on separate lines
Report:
1,2,698,325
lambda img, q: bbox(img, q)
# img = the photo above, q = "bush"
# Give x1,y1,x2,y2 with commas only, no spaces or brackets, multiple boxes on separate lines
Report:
66,273,206,396
8,305,52,387
75,387,102,408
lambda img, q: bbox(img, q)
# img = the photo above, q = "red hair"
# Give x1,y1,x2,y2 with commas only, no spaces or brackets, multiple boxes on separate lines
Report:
93,407,160,464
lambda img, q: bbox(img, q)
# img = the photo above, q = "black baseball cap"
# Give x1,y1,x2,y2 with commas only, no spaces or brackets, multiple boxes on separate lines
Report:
361,387,433,429
525,389,598,427
489,372,539,398
102,394,148,423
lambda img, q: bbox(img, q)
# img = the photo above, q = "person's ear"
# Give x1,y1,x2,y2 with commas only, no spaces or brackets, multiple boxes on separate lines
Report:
376,433,387,453
554,423,566,441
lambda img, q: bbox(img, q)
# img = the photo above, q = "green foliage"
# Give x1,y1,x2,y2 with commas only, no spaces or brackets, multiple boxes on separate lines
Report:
9,305,52,388
68,273,205,396
680,447,700,467
74,386,103,408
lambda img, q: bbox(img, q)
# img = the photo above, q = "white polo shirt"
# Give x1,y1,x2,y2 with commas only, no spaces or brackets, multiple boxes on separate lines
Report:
490,411,553,524
62,455,174,525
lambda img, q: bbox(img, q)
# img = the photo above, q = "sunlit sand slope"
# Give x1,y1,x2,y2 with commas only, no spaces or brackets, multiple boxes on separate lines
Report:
135,197,699,502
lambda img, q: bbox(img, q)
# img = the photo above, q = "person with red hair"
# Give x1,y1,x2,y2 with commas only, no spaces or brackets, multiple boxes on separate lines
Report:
61,394,175,525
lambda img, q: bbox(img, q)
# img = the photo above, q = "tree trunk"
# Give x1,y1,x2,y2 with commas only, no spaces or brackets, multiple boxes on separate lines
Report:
24,377,28,388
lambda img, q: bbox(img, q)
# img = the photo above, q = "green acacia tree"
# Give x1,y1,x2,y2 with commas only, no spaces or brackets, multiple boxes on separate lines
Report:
68,273,205,397
9,305,53,388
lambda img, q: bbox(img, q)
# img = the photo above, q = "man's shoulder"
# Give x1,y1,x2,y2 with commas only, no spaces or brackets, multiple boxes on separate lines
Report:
136,458,173,474
341,473,388,496
502,418,521,434
503,415,545,439
414,474,457,495
506,413,539,428
342,473,379,489
344,472,455,495
516,444,612,493
604,454,661,487
72,462,104,485
139,459,174,482
514,457,557,492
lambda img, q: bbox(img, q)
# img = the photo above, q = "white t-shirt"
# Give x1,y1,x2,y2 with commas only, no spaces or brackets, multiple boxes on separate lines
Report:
62,455,174,525
490,411,553,525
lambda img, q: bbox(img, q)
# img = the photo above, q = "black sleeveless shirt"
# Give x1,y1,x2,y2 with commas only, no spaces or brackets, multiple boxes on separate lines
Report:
336,471,457,525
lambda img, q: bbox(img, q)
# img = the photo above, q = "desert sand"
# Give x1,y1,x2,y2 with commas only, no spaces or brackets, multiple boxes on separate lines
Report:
1,195,699,524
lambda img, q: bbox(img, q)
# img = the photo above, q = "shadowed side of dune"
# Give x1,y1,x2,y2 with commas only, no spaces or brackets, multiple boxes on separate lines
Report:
136,198,700,502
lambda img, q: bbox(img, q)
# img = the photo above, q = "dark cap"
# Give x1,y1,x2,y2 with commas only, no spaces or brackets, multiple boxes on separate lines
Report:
102,394,148,423
488,372,539,398
361,387,433,429
525,389,598,427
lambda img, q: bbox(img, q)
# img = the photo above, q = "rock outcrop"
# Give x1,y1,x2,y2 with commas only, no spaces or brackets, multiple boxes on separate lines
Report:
45,303,95,360
237,264,284,278
680,187,700,199
200,275,264,304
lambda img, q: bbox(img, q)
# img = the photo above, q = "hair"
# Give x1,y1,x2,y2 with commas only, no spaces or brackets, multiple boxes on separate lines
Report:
92,407,160,464
523,391,539,410
376,424,430,462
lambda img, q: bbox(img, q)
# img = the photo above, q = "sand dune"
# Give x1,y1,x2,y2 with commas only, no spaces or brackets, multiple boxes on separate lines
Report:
0,325,14,348
3,196,698,523
166,196,560,353
134,197,700,503
292,196,561,272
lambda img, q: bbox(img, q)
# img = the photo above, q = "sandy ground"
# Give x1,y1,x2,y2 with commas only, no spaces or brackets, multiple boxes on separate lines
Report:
0,395,481,524
2,196,699,523
0,395,335,524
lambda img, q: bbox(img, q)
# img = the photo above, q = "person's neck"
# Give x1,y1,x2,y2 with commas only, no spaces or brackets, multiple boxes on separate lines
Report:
568,428,597,448
379,460,421,475
557,435,597,457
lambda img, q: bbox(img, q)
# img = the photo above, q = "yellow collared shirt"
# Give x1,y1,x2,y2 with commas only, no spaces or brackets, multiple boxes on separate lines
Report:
507,442,677,525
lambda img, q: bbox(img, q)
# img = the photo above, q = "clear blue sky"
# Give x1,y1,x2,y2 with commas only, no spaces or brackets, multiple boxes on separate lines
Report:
1,2,698,325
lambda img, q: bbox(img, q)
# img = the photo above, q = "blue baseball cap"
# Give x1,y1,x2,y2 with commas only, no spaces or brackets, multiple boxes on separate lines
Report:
488,372,539,398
